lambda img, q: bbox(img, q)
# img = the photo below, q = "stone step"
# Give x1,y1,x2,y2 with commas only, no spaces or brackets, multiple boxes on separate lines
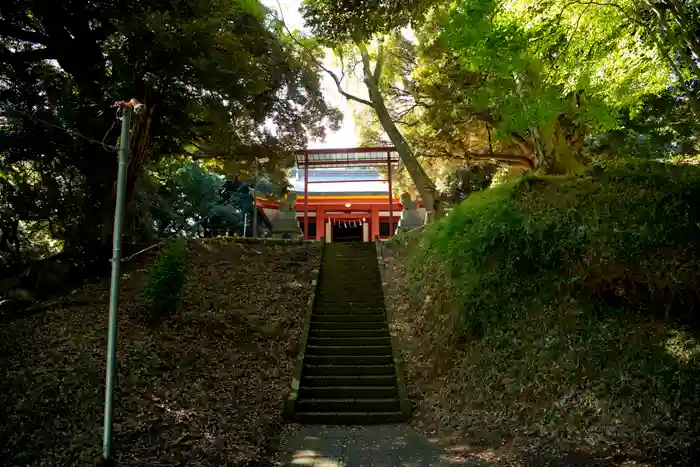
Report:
311,314,385,322
313,308,385,316
299,385,398,399
304,354,394,365
303,364,396,376
323,251,377,262
316,284,382,290
313,301,385,308
307,336,391,347
316,288,381,294
316,291,384,298
320,277,379,282
305,345,393,356
314,304,385,315
320,267,378,273
321,272,378,277
316,284,381,289
314,302,384,309
294,411,406,424
296,398,401,413
324,252,376,256
302,374,397,386
309,329,388,338
314,290,384,306
309,321,387,330
320,273,379,278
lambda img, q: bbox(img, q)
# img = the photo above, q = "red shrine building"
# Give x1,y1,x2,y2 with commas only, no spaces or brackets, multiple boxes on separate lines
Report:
255,147,424,242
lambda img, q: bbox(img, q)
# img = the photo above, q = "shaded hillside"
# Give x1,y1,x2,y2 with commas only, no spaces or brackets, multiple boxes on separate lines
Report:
382,161,700,466
0,239,319,466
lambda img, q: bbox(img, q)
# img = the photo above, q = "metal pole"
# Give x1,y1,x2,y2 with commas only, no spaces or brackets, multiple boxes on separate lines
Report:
387,151,394,237
252,162,258,237
102,107,132,462
304,154,309,240
243,213,248,237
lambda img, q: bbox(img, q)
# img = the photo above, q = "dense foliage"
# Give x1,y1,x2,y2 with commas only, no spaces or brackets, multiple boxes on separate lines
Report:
301,0,700,212
413,161,700,337
0,0,340,277
392,160,700,462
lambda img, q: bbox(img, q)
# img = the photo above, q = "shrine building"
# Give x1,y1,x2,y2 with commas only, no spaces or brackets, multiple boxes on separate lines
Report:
255,147,424,242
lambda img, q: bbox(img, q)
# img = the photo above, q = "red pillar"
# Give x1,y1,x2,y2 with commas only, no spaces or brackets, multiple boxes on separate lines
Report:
316,206,324,240
387,151,394,237
371,204,379,241
303,153,309,240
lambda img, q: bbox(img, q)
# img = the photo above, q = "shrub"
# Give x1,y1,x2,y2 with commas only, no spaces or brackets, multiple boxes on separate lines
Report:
140,237,190,318
413,160,700,338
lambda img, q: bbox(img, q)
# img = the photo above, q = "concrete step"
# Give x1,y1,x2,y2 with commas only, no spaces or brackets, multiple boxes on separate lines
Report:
313,301,385,308
299,385,398,399
317,284,381,289
316,292,384,299
296,398,401,413
313,308,385,316
319,277,381,282
314,297,383,304
302,374,397,386
309,329,388,338
303,364,396,376
305,345,392,356
309,321,387,330
307,336,391,347
304,354,394,365
320,267,378,272
316,289,381,294
315,299,385,305
294,411,406,424
311,314,385,322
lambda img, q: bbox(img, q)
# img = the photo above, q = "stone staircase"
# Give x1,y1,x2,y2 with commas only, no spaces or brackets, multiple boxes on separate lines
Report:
290,242,410,424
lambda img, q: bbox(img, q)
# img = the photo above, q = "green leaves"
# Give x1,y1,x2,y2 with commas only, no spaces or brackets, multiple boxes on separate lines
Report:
301,0,431,43
140,237,191,318
1,0,340,271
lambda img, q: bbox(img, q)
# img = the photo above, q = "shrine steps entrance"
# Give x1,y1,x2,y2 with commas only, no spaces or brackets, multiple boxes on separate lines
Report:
331,223,362,242
288,242,410,424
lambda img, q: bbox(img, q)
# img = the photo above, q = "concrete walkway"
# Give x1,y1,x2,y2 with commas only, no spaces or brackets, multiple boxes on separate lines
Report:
283,424,488,467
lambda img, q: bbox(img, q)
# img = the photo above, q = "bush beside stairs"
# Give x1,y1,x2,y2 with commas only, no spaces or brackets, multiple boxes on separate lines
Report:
285,242,411,424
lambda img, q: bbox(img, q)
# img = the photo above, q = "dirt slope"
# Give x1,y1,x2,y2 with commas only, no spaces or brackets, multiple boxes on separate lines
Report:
0,239,319,466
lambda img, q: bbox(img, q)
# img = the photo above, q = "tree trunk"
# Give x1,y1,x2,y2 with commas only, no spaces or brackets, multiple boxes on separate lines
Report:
531,116,585,174
357,43,442,222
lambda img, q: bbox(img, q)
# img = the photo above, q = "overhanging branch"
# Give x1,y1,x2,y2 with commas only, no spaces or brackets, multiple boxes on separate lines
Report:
274,0,373,108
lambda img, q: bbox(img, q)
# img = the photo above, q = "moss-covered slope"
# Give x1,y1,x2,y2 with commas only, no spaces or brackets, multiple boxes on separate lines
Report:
387,161,700,464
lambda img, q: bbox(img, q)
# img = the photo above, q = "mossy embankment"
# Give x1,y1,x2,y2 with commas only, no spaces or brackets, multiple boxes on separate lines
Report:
384,161,700,465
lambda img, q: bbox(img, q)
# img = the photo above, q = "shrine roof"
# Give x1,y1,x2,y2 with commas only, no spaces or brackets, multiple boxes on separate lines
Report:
295,147,399,168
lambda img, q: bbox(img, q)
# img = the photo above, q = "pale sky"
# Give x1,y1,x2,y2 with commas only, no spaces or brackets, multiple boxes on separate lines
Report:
262,0,360,149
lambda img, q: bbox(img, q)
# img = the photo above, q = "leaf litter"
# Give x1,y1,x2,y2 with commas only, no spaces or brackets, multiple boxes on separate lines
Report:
381,241,698,467
0,239,319,466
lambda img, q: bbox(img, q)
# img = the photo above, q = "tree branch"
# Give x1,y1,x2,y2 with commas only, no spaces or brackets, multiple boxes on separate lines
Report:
0,46,55,66
0,21,48,44
274,0,373,107
374,39,384,80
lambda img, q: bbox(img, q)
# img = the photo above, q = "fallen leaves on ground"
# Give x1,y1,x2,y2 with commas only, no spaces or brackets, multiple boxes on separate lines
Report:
0,239,319,466
381,242,698,467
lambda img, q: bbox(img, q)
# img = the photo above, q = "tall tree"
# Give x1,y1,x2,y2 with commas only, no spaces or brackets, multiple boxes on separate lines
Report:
0,0,340,270
299,0,447,221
